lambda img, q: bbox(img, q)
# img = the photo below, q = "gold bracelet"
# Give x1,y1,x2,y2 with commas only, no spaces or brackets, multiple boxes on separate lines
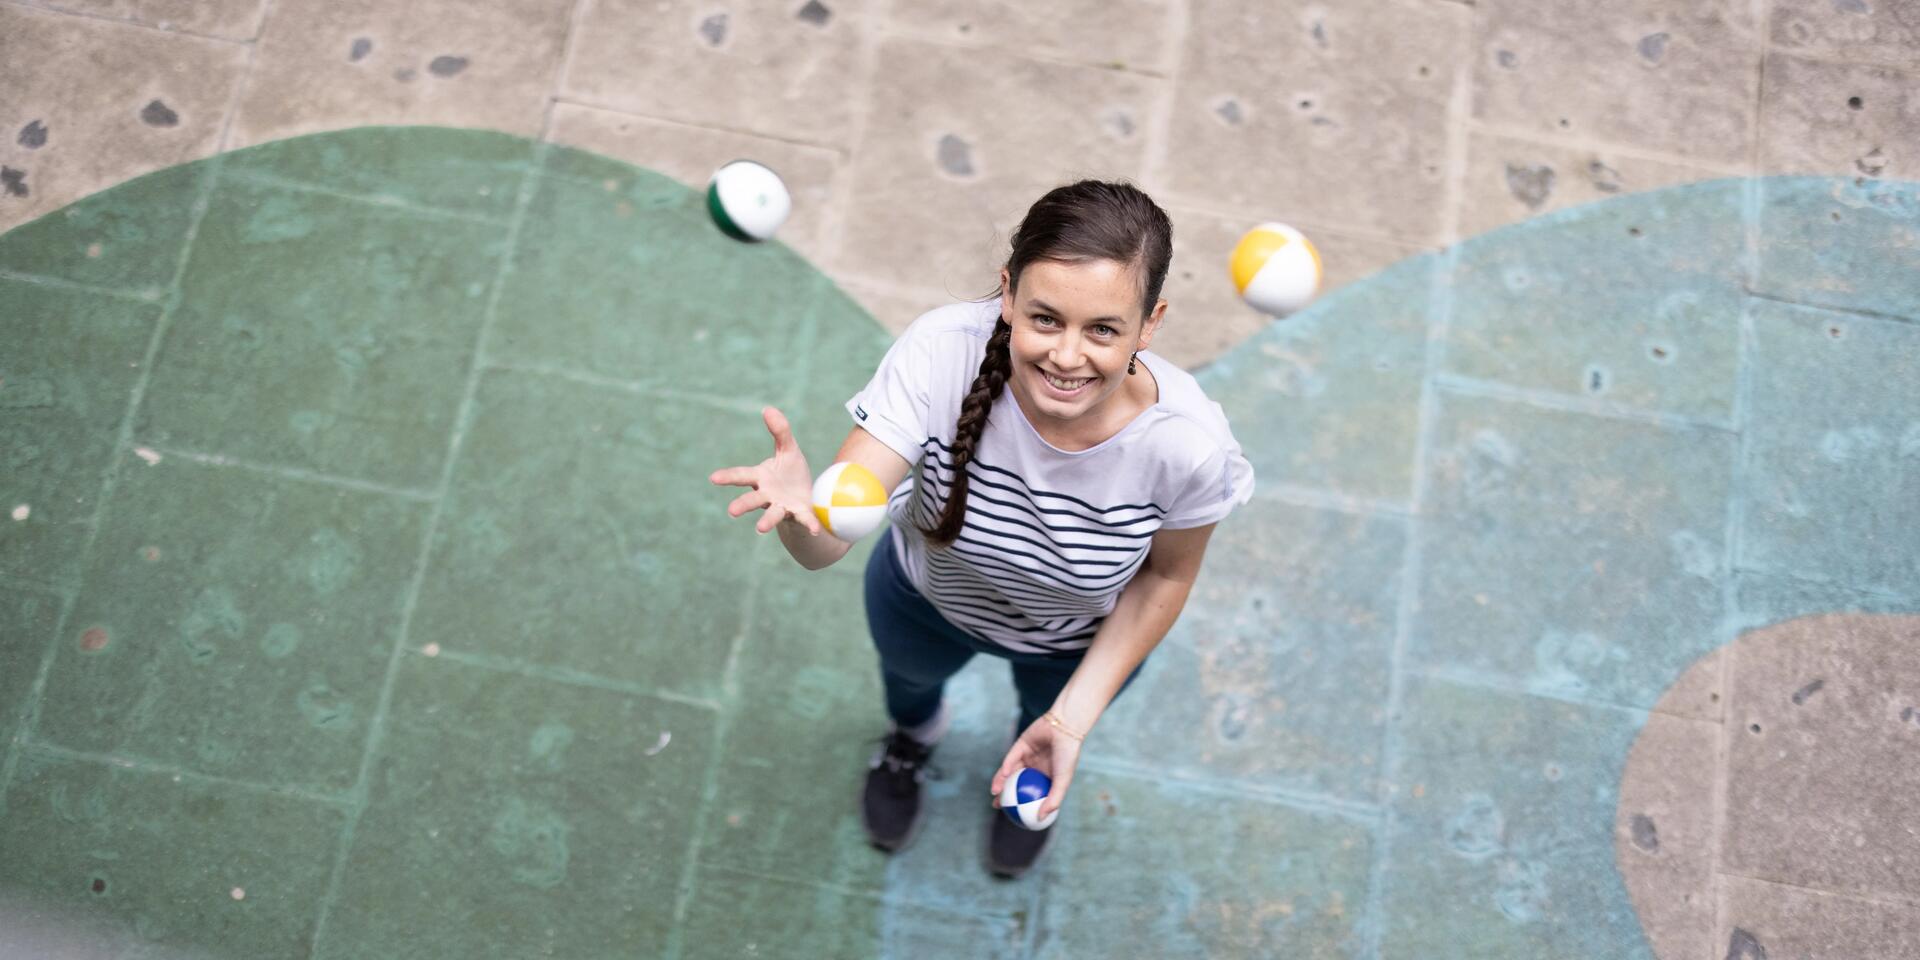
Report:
1043,711,1086,742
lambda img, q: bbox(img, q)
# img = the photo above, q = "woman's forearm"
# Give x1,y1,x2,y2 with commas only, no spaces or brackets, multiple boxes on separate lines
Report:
778,516,854,570
1050,568,1193,734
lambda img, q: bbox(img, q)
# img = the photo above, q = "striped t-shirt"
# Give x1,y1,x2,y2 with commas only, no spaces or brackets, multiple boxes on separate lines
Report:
845,299,1255,655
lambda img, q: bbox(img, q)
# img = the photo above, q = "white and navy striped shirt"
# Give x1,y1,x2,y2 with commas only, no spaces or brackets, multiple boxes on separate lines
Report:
847,300,1255,654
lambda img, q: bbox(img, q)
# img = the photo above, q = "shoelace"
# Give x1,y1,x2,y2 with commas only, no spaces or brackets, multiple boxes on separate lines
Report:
868,733,943,790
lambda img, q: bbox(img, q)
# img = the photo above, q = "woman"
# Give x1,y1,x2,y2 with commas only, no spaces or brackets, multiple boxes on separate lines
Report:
709,180,1254,878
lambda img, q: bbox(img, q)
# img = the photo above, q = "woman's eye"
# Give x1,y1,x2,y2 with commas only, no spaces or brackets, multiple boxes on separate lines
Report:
1033,315,1057,327
1093,324,1117,337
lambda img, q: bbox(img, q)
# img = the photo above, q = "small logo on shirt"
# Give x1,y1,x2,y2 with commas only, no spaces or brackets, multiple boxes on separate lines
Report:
855,405,869,421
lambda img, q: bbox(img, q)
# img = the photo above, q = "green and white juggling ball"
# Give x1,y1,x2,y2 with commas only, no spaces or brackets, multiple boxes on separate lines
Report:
706,159,792,242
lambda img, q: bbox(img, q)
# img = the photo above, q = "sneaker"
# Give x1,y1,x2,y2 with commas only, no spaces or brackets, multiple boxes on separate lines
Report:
862,731,934,852
986,805,1052,879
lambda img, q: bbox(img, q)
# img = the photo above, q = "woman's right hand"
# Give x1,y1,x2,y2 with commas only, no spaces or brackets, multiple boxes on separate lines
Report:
708,406,824,536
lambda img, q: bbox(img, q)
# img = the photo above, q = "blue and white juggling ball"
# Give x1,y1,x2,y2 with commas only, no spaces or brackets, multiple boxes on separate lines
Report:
998,766,1059,831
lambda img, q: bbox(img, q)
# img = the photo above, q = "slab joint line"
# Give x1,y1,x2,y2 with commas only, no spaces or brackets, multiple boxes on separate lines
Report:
0,150,228,813
305,139,550,958
1360,249,1456,959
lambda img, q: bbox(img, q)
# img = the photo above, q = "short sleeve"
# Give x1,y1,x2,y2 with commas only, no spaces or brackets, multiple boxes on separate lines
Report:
1161,408,1256,529
844,317,939,465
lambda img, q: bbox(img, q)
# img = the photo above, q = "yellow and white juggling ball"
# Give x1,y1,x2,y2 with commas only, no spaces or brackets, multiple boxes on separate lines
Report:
1230,222,1323,317
811,462,887,542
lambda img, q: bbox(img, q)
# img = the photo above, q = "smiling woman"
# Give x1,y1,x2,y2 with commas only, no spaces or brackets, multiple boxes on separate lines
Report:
708,180,1256,879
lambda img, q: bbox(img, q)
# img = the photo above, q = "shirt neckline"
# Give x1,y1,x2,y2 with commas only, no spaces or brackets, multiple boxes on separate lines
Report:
1004,352,1163,456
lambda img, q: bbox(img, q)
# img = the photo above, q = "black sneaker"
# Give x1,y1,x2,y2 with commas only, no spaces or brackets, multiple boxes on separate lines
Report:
986,806,1052,879
862,732,934,852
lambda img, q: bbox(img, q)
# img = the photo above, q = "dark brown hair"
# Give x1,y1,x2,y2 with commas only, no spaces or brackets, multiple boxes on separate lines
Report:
918,180,1174,547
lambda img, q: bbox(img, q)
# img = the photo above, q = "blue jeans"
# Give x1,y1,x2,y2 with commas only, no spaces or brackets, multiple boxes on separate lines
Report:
862,531,1144,733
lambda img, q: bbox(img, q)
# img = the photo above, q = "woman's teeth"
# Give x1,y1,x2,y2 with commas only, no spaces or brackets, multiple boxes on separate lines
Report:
1043,371,1092,391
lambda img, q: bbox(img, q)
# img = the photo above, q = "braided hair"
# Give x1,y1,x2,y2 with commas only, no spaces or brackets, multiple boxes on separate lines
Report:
918,180,1174,548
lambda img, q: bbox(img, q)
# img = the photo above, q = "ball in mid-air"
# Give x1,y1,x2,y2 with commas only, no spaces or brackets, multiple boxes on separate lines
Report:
811,461,887,542
1230,222,1323,316
706,159,792,242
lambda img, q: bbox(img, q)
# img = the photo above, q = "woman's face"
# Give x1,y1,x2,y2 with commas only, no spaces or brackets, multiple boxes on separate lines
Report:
1000,258,1166,430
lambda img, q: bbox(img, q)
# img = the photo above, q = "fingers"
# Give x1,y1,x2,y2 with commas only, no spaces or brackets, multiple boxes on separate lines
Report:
762,407,795,453
727,489,769,519
709,466,758,487
1039,765,1074,817
989,743,1031,797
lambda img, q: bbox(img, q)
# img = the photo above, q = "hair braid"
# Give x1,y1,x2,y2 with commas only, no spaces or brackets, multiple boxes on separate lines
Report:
920,317,1012,547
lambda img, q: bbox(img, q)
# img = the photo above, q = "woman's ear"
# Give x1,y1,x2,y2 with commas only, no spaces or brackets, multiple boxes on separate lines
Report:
1138,298,1168,350
999,268,1014,316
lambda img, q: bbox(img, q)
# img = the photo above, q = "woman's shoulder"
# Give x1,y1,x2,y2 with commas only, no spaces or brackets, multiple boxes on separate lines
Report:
901,298,1000,343
1135,354,1242,459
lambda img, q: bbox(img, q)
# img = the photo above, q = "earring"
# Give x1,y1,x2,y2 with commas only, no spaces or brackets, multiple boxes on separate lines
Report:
1128,353,1138,376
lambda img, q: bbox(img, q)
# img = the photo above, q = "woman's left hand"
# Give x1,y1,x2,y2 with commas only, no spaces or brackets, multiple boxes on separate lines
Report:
990,714,1083,819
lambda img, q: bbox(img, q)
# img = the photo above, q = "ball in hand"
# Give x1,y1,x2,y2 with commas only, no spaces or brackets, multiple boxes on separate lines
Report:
811,461,887,542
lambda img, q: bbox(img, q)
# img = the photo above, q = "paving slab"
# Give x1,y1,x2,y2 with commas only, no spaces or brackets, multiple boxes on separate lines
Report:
1095,495,1404,807
1721,613,1920,904
33,453,425,793
1754,177,1920,322
1380,677,1652,958
1738,298,1920,596
0,280,162,590
1413,390,1735,717
1758,52,1920,181
835,36,1158,293
317,653,718,958
1446,178,1748,423
0,4,243,234
1036,772,1374,959
0,748,346,958
1160,0,1469,244
135,170,507,490
1471,0,1760,165
1718,873,1920,960
230,0,572,146
563,0,871,149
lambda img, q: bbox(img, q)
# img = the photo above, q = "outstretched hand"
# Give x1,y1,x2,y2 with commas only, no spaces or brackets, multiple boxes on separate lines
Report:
708,406,823,536
990,714,1083,820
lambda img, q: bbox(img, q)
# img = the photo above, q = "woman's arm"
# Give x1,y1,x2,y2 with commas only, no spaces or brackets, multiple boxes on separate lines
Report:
1052,522,1216,732
989,521,1218,813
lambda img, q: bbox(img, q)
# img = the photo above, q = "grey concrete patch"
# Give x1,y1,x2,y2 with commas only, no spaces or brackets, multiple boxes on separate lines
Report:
1769,0,1920,69
1721,613,1920,903
229,0,571,148
35,0,269,41
1759,52,1919,180
1719,873,1920,960
1615,694,1719,959
1458,129,1732,237
835,37,1157,298
888,0,1176,74
564,0,867,149
1160,0,1469,244
1471,0,1760,165
0,4,243,232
